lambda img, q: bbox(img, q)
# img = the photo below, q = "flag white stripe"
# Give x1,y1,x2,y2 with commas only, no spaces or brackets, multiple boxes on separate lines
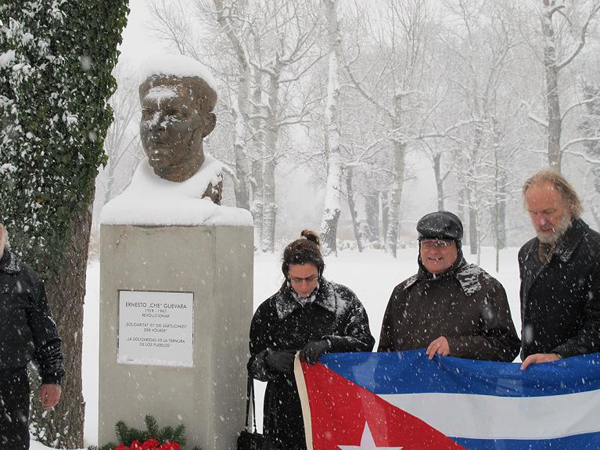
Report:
381,390,600,440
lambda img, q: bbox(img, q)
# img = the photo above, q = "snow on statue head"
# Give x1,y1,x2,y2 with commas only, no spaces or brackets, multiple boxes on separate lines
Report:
138,54,222,203
100,55,254,227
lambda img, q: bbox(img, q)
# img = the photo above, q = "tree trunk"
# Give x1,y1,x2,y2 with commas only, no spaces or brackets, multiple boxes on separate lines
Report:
320,0,343,256
541,2,562,171
250,35,265,250
320,152,344,256
364,191,379,246
385,140,406,258
251,158,264,252
457,188,465,224
261,71,280,253
232,65,252,209
29,203,92,448
469,205,477,256
381,191,389,248
346,167,364,252
214,0,252,208
497,178,507,249
433,152,445,211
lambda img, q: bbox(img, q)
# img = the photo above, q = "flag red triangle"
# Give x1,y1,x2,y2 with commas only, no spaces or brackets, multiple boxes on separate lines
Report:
302,362,467,450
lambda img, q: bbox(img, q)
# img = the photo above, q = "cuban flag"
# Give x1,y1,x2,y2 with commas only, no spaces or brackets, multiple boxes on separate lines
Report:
294,349,600,450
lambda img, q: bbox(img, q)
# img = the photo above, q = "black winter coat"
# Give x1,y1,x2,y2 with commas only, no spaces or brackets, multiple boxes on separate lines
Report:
0,250,64,384
378,257,520,362
248,279,375,450
519,219,600,359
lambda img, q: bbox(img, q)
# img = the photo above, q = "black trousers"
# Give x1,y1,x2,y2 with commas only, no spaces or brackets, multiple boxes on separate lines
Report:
0,367,30,450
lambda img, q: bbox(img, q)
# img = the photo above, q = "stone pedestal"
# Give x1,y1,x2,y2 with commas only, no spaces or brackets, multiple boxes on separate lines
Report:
99,225,253,449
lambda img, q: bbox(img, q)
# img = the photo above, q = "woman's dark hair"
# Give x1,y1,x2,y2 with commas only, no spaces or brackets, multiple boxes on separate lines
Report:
281,230,325,279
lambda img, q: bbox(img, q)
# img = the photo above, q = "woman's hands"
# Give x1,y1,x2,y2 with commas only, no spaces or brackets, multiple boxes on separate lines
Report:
266,350,296,373
266,340,332,373
300,340,330,365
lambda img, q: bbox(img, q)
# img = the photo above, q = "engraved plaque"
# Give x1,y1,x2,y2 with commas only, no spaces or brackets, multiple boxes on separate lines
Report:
118,290,194,367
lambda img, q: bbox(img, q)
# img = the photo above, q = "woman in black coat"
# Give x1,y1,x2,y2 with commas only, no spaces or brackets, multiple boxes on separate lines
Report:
248,230,375,450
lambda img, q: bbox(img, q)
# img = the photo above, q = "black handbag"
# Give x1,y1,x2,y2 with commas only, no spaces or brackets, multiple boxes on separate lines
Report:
237,375,266,450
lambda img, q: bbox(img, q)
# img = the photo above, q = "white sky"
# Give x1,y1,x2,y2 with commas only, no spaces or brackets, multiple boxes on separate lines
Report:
118,0,171,68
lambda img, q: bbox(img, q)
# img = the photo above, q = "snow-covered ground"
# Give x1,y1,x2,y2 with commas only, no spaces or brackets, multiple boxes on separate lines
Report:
33,245,523,449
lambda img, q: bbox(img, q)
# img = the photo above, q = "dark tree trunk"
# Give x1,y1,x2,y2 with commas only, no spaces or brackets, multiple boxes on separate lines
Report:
346,167,364,252
364,191,380,246
381,191,389,248
250,157,264,252
541,1,562,171
469,206,477,256
29,201,92,448
457,188,465,224
497,170,507,249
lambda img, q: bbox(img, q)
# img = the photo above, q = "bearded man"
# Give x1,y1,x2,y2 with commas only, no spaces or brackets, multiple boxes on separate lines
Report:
519,170,600,369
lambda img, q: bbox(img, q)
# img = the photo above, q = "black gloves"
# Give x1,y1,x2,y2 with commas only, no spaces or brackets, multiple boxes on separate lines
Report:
300,340,330,365
265,350,295,373
266,340,332,372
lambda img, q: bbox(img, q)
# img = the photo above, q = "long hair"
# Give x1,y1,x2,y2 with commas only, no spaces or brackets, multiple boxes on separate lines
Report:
523,170,583,220
281,230,325,279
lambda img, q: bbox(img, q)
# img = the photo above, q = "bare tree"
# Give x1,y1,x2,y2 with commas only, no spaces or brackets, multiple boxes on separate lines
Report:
248,0,322,252
100,64,143,207
528,0,600,171
344,0,438,256
317,0,345,255
439,0,522,256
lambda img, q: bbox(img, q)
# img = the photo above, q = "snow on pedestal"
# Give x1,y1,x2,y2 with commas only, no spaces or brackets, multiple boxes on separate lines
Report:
101,156,252,227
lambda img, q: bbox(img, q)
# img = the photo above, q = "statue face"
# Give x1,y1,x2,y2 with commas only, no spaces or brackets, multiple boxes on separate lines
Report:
139,77,216,182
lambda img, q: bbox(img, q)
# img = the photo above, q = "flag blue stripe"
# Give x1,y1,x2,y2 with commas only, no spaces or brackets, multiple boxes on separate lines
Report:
453,432,600,450
319,349,600,397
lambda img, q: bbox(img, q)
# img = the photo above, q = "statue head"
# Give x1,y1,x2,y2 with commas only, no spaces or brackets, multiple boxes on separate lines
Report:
138,55,218,182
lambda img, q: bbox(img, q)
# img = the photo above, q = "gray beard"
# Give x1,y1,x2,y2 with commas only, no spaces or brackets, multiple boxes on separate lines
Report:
536,214,572,245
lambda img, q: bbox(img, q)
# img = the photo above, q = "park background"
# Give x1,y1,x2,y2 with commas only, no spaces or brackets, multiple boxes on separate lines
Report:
4,0,600,448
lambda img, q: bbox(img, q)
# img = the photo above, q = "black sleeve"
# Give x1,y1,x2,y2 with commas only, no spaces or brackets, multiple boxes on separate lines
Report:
552,265,600,358
448,280,521,362
377,287,402,352
247,302,281,382
322,289,375,354
27,272,64,384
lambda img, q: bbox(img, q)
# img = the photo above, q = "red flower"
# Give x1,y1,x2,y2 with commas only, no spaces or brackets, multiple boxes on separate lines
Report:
142,439,160,449
129,441,142,450
159,442,180,450
115,445,129,450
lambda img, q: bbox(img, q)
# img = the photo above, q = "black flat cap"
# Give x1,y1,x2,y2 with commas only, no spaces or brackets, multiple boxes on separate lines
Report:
417,211,463,241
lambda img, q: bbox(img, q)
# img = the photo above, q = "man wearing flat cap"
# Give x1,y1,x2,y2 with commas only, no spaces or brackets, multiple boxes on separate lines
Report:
378,211,520,362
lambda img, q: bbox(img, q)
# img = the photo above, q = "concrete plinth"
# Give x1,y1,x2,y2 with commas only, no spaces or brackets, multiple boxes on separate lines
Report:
99,225,253,449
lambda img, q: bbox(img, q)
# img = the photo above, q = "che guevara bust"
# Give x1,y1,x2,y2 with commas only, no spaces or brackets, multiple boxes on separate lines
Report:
138,58,222,204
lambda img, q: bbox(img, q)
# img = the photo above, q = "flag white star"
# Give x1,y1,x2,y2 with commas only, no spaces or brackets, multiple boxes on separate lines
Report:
338,422,403,450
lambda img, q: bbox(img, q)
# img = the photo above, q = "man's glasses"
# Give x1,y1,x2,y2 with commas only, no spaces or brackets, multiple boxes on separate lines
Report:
290,275,318,284
421,239,453,248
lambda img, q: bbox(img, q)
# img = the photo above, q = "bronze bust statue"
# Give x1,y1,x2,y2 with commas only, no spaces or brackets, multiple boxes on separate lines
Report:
139,69,222,204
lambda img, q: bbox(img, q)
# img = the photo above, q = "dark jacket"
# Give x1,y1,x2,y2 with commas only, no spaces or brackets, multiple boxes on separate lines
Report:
519,219,600,359
0,249,64,384
378,256,520,362
248,279,375,450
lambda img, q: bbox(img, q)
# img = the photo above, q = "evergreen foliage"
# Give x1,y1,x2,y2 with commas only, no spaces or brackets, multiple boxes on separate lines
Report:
0,0,128,277
88,415,201,450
